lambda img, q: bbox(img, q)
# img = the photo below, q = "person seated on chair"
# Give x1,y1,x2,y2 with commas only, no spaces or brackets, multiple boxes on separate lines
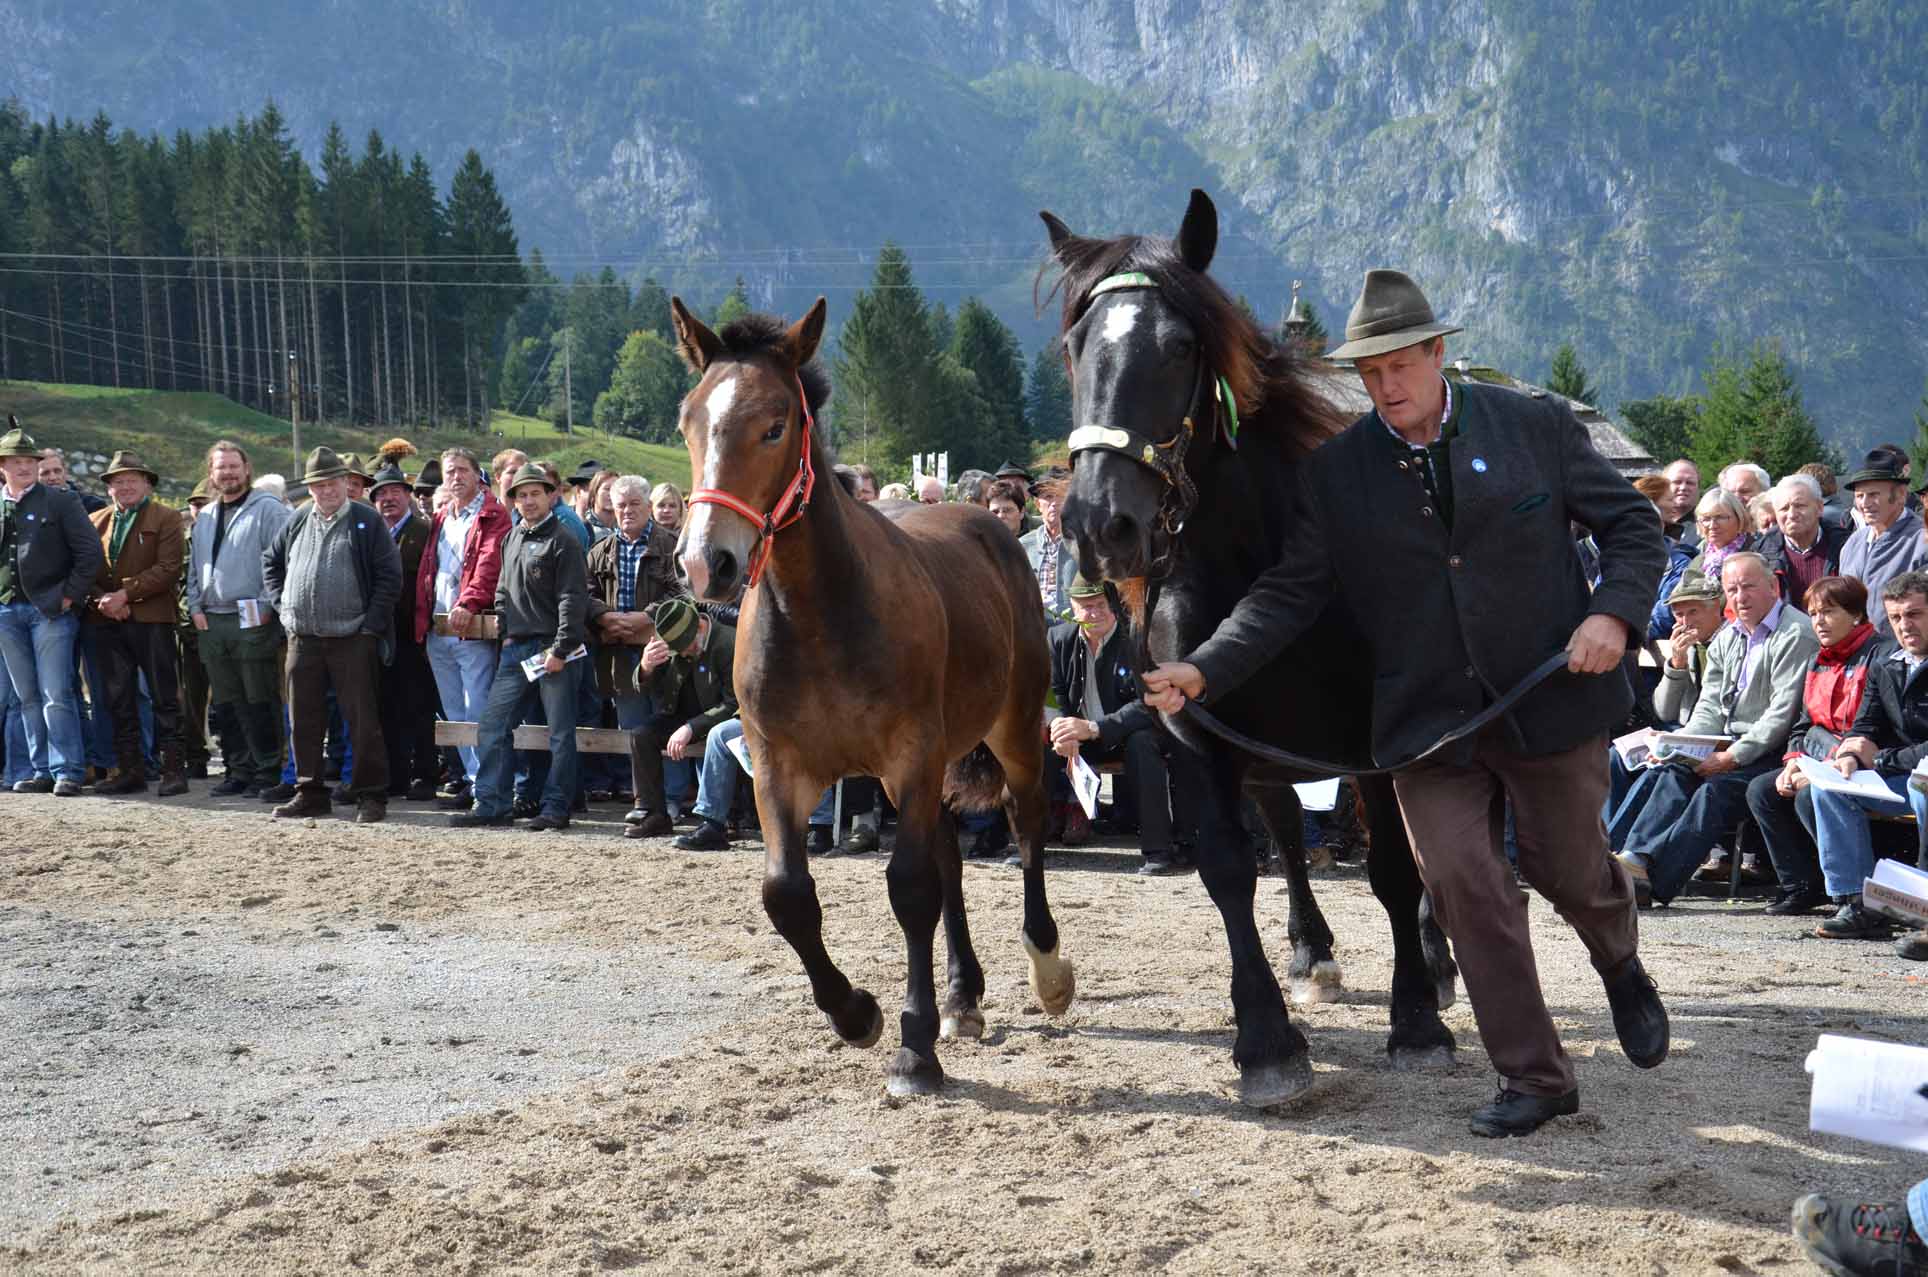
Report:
1757,474,1848,607
1803,570,1928,940
1616,552,1818,906
1046,573,1185,876
624,596,736,839
1605,569,1724,847
1741,575,1890,918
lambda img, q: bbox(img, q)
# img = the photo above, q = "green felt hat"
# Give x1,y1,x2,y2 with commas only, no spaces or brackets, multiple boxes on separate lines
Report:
367,462,411,495
1327,269,1462,362
1067,572,1106,600
101,449,160,484
507,461,556,494
1665,569,1722,607
0,417,41,460
302,446,350,484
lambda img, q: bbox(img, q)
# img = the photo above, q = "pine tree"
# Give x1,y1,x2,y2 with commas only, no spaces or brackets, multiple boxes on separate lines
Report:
714,276,751,328
1026,340,1072,443
1547,342,1599,405
1620,395,1698,465
832,243,942,466
443,148,524,425
948,298,1028,465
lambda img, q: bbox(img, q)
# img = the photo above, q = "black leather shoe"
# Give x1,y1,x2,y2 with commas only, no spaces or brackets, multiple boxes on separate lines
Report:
97,771,148,795
406,781,438,802
511,798,540,819
1468,1087,1579,1138
52,779,82,797
156,773,190,798
356,798,387,825
259,782,297,804
525,812,570,832
626,810,672,838
673,819,732,851
273,793,333,819
1764,885,1830,916
1898,930,1928,961
448,809,514,829
207,777,249,797
1600,955,1669,1068
1790,1194,1928,1277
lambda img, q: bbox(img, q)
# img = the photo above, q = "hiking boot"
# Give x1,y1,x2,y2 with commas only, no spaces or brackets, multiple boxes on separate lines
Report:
97,769,148,796
156,771,190,798
1897,930,1928,961
673,819,732,851
356,797,387,824
1764,885,1830,916
525,812,570,832
626,810,672,838
259,782,297,804
207,777,250,797
1815,897,1896,940
1600,955,1669,1069
1790,1194,1927,1277
448,808,513,829
1469,1087,1579,1138
842,824,880,855
52,779,82,797
273,792,333,819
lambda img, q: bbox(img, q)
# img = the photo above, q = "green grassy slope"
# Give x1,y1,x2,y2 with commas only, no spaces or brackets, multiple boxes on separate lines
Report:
0,382,691,500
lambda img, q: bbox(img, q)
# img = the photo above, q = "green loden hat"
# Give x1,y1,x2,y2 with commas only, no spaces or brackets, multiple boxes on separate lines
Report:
341,451,373,482
0,417,41,460
1665,569,1722,608
367,462,411,495
1067,572,1107,600
413,457,442,494
189,478,212,504
302,446,350,484
994,460,1033,483
507,461,556,494
1327,269,1463,362
648,596,699,649
100,449,160,485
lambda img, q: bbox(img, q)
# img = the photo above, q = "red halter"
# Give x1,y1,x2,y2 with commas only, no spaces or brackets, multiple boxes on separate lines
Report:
685,371,818,588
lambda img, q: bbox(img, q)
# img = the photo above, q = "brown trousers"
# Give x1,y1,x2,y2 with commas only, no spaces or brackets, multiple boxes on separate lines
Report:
1391,726,1638,1097
286,632,388,800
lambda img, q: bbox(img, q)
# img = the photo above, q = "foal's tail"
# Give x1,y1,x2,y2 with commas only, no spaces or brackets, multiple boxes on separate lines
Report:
942,743,1007,813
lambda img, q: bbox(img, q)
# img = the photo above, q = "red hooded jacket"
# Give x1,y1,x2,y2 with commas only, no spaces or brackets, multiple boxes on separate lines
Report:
413,488,512,644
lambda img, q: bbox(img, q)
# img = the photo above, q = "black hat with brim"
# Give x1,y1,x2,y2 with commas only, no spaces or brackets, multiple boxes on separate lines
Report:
1843,446,1907,489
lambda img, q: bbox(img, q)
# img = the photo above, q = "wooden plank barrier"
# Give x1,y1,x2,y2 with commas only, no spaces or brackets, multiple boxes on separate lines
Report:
434,721,633,754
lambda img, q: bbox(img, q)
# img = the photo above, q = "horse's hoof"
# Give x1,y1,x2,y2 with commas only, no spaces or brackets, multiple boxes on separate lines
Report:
833,988,884,1048
939,1008,986,1041
1389,1043,1457,1073
1239,1056,1314,1109
885,1048,944,1097
1023,935,1076,1016
1288,960,1344,1007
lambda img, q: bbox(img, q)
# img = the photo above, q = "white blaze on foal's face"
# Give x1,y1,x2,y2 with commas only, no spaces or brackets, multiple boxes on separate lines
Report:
1100,302,1140,346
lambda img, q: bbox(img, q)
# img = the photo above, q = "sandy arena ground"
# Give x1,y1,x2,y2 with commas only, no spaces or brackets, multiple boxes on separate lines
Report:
2,789,1924,1275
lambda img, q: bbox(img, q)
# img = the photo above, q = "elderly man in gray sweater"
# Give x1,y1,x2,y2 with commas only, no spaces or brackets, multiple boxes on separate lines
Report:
1616,552,1819,905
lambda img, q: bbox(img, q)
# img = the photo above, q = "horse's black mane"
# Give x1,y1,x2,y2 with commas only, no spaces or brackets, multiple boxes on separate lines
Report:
1040,232,1346,456
716,312,832,417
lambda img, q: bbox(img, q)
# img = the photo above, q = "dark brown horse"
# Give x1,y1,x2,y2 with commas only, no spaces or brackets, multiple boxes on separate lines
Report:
668,296,1075,1096
1043,191,1457,1106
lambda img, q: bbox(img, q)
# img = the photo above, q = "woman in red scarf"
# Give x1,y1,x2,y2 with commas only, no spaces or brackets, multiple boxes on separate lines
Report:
1743,575,1891,914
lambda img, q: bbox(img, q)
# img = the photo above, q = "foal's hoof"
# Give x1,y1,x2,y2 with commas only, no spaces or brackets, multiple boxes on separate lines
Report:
1288,960,1345,1007
885,1048,944,1097
833,988,885,1049
1239,1056,1314,1109
939,1007,986,1041
1023,935,1077,1016
1389,1043,1458,1073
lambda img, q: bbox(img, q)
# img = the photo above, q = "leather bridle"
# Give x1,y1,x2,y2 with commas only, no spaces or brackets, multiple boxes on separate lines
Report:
684,370,818,589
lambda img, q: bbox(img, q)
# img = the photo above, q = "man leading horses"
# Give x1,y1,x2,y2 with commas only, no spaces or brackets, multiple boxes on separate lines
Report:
1143,269,1670,1138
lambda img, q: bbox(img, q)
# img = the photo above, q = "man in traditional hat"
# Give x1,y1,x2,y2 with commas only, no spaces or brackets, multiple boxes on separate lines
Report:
340,452,373,504
623,595,736,839
451,462,589,831
85,450,188,796
0,423,105,795
1838,447,1927,638
1020,467,1077,623
370,462,438,801
261,447,401,823
189,440,293,797
412,456,442,519
1143,268,1669,1138
1047,573,1187,874
415,446,510,806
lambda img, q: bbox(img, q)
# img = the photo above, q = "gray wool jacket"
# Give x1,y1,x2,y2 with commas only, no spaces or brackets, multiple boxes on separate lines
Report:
187,488,294,616
1678,605,1819,767
1187,380,1666,768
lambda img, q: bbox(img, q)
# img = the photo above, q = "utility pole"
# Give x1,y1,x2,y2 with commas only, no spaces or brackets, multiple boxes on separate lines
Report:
563,334,573,435
288,350,302,472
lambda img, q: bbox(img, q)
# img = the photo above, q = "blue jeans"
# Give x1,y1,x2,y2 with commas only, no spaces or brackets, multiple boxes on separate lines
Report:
472,640,584,819
0,675,29,785
427,633,498,779
1808,772,1928,897
0,604,84,782
693,716,746,824
1621,760,1776,902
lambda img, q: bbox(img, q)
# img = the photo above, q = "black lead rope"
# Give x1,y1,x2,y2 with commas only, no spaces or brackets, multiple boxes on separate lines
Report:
1169,650,1576,778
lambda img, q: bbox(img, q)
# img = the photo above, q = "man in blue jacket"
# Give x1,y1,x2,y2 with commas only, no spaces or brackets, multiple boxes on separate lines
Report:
0,422,104,795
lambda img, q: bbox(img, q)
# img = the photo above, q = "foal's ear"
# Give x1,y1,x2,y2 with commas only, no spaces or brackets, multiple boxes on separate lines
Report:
669,296,722,373
1040,210,1074,253
783,297,828,369
1175,188,1217,272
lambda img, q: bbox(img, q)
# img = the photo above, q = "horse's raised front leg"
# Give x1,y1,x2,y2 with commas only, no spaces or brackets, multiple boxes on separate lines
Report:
754,746,883,1050
989,720,1074,1016
932,805,987,1041
1181,747,1311,1108
1357,774,1457,1070
1247,773,1342,1006
882,768,947,1096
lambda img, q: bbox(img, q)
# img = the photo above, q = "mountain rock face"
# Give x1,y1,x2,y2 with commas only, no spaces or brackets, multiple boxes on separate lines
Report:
5,0,1924,445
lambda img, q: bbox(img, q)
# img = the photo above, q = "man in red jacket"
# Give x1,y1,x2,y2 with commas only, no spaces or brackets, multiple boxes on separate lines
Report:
413,446,510,805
